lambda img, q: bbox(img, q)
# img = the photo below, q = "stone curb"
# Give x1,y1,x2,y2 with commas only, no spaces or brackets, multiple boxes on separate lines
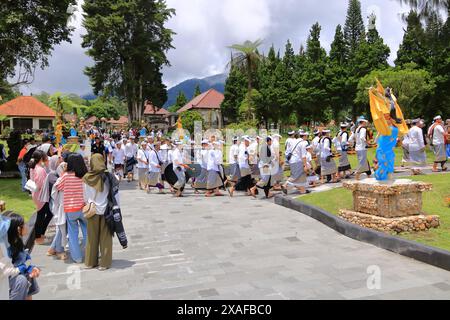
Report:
274,195,450,272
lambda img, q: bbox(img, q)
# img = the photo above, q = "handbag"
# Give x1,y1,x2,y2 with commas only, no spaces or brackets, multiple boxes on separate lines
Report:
24,180,38,193
82,190,98,220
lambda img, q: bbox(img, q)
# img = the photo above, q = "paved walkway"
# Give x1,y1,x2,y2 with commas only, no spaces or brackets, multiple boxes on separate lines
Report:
32,181,450,300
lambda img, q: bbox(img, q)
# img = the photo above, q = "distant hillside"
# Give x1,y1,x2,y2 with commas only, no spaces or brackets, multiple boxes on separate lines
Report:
81,93,97,101
163,73,227,108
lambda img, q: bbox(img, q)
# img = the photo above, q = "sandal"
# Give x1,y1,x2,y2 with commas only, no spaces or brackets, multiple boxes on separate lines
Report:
47,249,57,256
57,253,68,261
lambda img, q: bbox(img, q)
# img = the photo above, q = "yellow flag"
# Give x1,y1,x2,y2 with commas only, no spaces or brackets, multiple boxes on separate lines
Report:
369,89,391,136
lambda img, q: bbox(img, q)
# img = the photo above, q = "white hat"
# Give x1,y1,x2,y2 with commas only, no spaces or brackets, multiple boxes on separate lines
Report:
300,131,309,136
434,115,442,121
243,137,251,142
174,141,183,145
213,140,224,145
340,122,349,128
272,134,282,138
201,139,209,144
288,131,295,135
322,129,331,133
141,141,147,146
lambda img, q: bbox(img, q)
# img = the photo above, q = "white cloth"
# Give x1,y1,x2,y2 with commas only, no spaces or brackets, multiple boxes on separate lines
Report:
200,149,208,169
149,149,161,173
354,127,367,151
207,149,222,171
124,143,138,158
136,149,149,169
312,136,321,156
229,144,239,165
112,148,126,164
431,124,445,145
285,138,296,156
83,182,118,216
409,126,425,152
172,148,184,168
289,139,305,164
51,181,66,226
238,144,250,169
320,137,333,159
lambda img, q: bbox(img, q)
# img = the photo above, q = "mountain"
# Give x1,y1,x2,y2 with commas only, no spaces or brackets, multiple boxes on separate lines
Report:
163,73,227,108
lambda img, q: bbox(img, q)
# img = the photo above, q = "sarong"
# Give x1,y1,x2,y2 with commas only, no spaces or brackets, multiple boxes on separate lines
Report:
125,157,136,175
338,151,351,172
250,164,260,179
433,144,447,163
138,168,148,185
148,171,162,187
356,150,371,174
234,166,255,191
320,157,337,176
287,162,306,186
207,170,223,190
193,167,208,189
173,166,186,190
228,163,241,182
409,150,427,168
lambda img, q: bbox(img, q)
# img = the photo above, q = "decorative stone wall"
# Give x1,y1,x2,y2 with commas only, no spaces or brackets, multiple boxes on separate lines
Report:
339,210,440,234
343,179,432,218
341,178,439,234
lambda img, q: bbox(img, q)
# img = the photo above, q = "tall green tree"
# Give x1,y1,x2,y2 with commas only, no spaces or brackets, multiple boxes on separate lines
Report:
396,0,450,20
175,91,188,108
82,0,175,122
343,0,366,60
228,39,263,120
396,10,427,67
0,0,76,88
221,65,247,124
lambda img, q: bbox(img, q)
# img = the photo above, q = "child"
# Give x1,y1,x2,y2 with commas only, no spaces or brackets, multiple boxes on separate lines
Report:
4,212,40,300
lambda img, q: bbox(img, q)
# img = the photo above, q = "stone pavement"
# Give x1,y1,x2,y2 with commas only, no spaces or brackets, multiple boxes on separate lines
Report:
32,181,450,300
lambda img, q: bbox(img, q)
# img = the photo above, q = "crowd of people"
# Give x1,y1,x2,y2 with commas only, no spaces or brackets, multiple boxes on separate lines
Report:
1,114,448,300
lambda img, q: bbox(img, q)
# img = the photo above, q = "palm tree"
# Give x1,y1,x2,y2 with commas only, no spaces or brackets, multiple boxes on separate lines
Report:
228,40,263,120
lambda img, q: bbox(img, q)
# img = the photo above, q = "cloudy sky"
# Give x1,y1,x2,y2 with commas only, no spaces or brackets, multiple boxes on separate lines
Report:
19,0,413,96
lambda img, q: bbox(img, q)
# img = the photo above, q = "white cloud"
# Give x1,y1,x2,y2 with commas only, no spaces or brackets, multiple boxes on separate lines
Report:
20,0,412,95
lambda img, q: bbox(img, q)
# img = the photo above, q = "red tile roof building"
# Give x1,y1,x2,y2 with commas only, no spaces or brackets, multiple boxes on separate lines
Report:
0,96,56,131
177,89,224,129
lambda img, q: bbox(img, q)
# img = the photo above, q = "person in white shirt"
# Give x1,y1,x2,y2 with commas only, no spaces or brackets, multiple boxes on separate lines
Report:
252,136,277,198
335,123,352,179
408,119,427,175
311,130,322,169
136,141,150,190
249,137,261,180
112,141,126,180
124,138,138,182
172,142,189,197
428,116,448,172
305,144,319,187
205,141,225,197
193,140,209,193
229,137,255,197
147,142,164,194
351,118,372,180
319,130,339,183
283,133,309,195
228,137,241,184
401,121,412,167
285,131,296,162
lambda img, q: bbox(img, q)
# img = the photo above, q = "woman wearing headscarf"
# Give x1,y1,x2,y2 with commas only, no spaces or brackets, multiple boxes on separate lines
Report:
0,215,20,300
83,154,118,271
48,162,68,260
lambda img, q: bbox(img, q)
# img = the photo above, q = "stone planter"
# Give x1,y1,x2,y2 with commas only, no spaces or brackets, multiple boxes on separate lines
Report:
340,179,440,234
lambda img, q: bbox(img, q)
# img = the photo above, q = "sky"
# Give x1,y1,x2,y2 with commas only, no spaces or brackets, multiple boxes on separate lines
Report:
18,0,413,96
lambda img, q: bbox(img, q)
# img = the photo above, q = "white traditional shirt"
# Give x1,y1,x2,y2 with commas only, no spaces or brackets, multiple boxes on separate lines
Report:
125,142,138,158
200,149,208,169
136,148,149,169
354,127,367,151
172,148,184,169
289,138,305,164
149,149,161,173
431,124,445,145
320,137,333,159
229,144,240,165
285,137,296,156
312,136,321,155
207,149,221,171
112,148,126,164
335,131,349,152
409,126,425,152
238,144,250,169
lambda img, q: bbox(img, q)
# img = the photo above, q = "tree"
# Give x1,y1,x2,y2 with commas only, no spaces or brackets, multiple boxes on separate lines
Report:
84,97,125,120
0,1,76,86
396,10,427,67
228,39,263,120
48,93,88,116
221,65,247,124
194,84,202,97
327,25,351,120
355,65,436,119
82,0,175,122
343,0,366,60
180,110,203,133
396,0,449,20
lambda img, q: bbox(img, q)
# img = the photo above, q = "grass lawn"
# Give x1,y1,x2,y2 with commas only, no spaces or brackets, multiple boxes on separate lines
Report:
298,173,450,252
0,178,35,221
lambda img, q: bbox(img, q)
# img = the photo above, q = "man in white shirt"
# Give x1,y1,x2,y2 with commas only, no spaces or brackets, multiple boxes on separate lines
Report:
205,141,225,197
408,119,427,174
172,142,189,197
148,142,164,194
112,141,126,180
335,123,352,179
228,137,241,184
428,116,448,172
319,130,339,183
193,140,209,193
136,141,150,190
285,131,296,162
352,117,372,180
229,137,255,197
124,137,138,182
283,133,309,195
